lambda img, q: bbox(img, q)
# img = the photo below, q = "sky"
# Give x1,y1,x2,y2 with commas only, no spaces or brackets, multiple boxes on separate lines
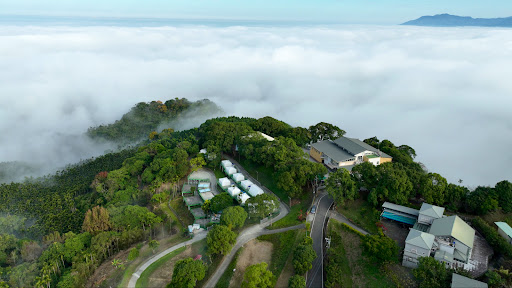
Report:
1,0,512,24
0,24,511,187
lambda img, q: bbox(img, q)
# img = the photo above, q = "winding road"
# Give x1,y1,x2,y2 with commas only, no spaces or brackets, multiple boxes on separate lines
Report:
128,155,298,288
306,193,333,288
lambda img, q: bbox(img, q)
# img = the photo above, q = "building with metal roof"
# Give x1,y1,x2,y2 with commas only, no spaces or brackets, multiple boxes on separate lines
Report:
495,222,512,244
403,229,436,268
309,136,392,170
429,215,475,264
381,202,419,225
451,273,488,288
418,203,445,225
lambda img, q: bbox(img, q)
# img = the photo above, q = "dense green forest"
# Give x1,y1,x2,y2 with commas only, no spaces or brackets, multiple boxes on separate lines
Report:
87,98,221,145
0,97,510,287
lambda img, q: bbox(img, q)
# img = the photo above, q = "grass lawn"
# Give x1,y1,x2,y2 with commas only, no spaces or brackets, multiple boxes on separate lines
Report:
170,198,195,227
257,229,305,280
213,168,225,180
336,198,380,234
326,219,395,288
135,246,187,288
216,248,244,288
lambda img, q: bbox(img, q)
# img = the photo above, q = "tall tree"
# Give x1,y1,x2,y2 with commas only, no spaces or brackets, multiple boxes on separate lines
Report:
413,257,450,288
241,262,275,288
168,258,206,288
207,225,236,256
495,180,512,212
288,275,306,288
308,122,345,142
293,243,316,275
326,169,358,206
82,206,111,234
220,206,248,229
420,173,448,205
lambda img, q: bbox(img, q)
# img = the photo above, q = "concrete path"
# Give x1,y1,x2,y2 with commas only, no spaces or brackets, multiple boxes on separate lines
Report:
129,155,295,288
127,230,208,288
328,210,369,235
204,223,304,288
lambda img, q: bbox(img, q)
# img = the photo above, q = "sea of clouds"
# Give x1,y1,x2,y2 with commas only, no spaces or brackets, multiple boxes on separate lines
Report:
0,24,511,186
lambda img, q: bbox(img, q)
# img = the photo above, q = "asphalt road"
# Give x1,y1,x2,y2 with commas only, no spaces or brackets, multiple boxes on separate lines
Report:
306,193,333,288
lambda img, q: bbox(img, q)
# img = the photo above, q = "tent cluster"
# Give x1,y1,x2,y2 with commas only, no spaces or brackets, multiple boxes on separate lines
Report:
219,160,264,205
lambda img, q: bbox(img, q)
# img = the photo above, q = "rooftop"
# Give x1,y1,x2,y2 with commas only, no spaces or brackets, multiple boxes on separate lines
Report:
420,203,445,219
451,273,488,288
311,140,354,163
382,202,420,217
405,229,435,250
333,137,392,158
495,222,512,238
429,215,475,248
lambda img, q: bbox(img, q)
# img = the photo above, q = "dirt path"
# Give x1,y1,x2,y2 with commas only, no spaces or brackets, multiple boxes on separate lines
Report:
275,255,294,288
229,239,273,288
146,245,195,287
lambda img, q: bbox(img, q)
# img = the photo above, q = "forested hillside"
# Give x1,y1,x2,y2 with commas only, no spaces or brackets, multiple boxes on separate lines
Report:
87,98,221,145
0,98,510,287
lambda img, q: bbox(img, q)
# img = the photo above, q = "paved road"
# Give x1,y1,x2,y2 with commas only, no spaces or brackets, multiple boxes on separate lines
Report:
306,193,333,288
127,230,208,288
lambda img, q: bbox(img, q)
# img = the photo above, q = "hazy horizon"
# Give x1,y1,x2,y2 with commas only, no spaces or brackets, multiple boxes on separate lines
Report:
0,20,511,188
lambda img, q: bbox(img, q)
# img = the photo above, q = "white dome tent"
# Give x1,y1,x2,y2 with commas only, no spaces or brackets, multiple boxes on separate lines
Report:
227,186,241,198
248,185,264,197
231,173,245,183
240,180,254,191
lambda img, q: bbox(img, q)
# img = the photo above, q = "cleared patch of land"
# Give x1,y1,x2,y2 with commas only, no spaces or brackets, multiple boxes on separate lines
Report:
229,239,274,288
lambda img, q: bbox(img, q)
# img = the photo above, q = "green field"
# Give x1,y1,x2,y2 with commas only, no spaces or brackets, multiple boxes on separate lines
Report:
135,246,187,288
326,219,395,288
257,229,305,280
216,248,244,288
336,198,380,234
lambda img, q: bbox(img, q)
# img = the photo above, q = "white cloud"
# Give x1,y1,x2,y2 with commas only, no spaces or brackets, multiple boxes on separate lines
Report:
1,24,511,186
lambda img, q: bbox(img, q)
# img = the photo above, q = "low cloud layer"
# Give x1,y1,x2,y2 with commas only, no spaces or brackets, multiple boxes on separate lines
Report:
1,24,511,186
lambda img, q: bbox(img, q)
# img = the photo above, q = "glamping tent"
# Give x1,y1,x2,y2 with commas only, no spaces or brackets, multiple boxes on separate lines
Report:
227,186,241,198
225,167,237,176
240,180,254,191
221,160,233,170
248,185,264,197
218,177,231,189
231,173,245,183
239,193,251,205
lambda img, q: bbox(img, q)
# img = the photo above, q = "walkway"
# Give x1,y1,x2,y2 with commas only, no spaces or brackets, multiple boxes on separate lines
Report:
328,211,369,235
127,230,208,288
204,222,304,288
129,155,294,288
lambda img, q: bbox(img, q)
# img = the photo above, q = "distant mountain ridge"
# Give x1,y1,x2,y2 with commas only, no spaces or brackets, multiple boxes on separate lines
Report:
402,14,512,27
